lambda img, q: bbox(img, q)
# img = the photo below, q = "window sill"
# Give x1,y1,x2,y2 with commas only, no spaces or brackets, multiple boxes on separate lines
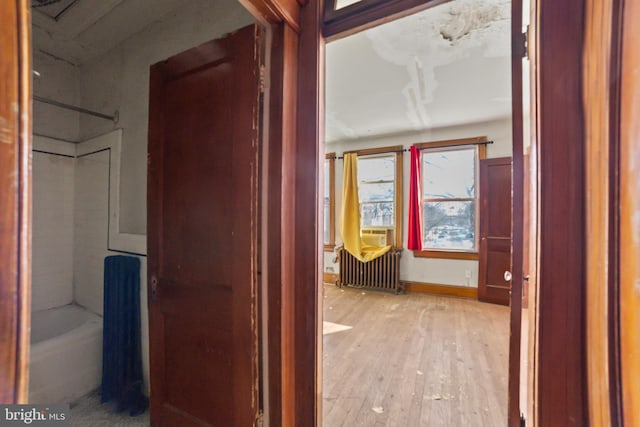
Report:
324,244,336,252
413,250,479,260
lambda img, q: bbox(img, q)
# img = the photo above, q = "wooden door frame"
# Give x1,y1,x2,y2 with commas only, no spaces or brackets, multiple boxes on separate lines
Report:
1,0,635,424
0,0,31,404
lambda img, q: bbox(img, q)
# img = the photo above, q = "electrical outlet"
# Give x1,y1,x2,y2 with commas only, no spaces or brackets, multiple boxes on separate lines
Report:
465,269,472,279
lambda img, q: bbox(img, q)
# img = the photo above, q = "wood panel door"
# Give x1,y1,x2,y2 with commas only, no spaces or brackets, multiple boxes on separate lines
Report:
478,157,512,306
147,25,262,426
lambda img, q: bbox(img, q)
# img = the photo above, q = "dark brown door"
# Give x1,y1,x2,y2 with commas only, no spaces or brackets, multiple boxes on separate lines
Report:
147,25,261,426
478,157,512,306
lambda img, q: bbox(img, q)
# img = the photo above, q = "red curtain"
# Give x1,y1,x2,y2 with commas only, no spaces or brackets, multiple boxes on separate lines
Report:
407,145,423,250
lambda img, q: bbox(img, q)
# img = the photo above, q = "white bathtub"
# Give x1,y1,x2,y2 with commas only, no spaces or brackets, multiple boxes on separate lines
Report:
29,304,102,404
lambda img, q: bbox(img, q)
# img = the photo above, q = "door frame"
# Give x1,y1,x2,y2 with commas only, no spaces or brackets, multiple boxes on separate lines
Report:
0,0,31,404
1,0,635,425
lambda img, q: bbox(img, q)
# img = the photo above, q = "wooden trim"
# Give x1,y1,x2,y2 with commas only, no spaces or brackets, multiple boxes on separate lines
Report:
534,0,587,424
402,281,478,299
619,0,640,424
508,0,525,424
0,0,31,404
294,0,323,425
241,0,301,32
324,153,335,249
323,272,338,284
323,0,449,41
583,0,622,424
323,244,336,251
413,250,479,261
414,136,488,151
345,144,403,156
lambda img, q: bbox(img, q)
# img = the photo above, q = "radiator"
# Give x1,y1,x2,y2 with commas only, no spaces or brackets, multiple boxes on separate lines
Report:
336,247,403,294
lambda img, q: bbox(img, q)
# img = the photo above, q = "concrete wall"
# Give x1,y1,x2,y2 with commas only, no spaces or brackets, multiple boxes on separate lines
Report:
78,0,254,234
325,117,513,288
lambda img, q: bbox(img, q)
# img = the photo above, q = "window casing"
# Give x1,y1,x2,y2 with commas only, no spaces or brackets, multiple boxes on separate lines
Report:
350,145,403,248
324,153,336,251
414,137,487,260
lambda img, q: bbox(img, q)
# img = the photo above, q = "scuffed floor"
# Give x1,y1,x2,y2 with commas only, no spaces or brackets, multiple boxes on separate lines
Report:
322,284,509,427
70,391,149,427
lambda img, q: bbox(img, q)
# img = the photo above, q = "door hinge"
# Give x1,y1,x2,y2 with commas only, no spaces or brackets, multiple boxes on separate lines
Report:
255,409,264,427
259,65,266,93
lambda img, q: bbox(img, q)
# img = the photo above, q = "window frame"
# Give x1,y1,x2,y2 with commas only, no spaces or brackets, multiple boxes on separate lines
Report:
346,145,404,249
413,136,487,260
324,153,336,251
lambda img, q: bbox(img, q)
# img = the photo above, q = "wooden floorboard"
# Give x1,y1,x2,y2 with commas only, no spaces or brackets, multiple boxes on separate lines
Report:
322,285,509,426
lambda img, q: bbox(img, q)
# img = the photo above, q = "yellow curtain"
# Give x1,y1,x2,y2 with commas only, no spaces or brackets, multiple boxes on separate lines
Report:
340,153,391,262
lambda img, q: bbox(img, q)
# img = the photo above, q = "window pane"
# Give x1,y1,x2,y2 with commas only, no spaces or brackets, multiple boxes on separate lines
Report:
361,202,394,227
359,182,394,203
324,203,330,244
358,156,395,183
423,201,475,250
423,149,475,198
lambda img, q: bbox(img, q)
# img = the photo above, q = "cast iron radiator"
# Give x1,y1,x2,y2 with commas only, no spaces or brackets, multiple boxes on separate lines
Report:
336,247,403,294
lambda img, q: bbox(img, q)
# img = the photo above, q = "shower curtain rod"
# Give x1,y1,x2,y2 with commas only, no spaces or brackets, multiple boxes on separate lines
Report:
34,96,119,123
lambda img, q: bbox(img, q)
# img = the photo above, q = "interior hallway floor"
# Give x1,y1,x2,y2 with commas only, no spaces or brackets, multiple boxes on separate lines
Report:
322,284,509,427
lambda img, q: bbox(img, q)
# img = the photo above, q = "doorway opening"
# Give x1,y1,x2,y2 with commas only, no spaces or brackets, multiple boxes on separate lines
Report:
320,0,528,424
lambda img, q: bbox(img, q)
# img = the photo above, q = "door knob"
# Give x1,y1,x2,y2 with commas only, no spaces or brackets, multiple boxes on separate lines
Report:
504,271,512,282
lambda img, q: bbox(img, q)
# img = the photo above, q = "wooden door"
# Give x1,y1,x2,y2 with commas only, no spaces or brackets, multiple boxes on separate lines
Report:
478,157,512,306
147,25,261,426
0,0,31,404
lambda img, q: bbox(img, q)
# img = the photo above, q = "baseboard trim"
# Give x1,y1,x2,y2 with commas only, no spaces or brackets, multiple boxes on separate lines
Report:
401,281,478,299
323,272,338,284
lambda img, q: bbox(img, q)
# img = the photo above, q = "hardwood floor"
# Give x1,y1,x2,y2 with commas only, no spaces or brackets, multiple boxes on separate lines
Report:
322,284,509,427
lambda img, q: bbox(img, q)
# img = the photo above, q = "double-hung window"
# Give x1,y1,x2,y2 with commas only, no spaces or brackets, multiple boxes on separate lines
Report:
415,137,486,259
353,146,403,248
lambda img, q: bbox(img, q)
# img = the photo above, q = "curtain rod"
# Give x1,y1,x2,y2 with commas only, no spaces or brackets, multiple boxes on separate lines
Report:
335,140,493,159
34,96,119,123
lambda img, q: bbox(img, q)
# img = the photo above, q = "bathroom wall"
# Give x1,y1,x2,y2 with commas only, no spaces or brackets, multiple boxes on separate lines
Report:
78,0,254,234
31,50,80,312
32,148,75,312
325,117,513,288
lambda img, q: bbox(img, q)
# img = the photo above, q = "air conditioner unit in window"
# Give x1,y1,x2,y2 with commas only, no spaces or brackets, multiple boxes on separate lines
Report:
361,228,393,247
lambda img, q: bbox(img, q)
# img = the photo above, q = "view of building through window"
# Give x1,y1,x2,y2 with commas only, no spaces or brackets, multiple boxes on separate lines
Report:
422,147,477,250
358,155,395,228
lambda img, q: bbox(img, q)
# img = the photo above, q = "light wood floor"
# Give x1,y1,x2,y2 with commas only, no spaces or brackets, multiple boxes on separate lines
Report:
322,285,509,427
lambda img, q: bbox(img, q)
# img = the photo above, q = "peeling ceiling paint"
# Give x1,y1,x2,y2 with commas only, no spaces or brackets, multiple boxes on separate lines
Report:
326,0,512,144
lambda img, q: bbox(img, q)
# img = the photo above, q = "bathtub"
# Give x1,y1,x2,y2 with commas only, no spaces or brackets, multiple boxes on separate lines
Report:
29,304,102,404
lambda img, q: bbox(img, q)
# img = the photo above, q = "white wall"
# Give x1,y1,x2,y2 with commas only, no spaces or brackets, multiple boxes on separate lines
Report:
33,51,80,142
31,50,80,312
32,150,75,312
325,117,513,288
78,0,254,234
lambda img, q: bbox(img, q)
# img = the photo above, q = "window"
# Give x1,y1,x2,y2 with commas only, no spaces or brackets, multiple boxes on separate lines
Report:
352,145,403,248
324,153,336,250
415,137,487,260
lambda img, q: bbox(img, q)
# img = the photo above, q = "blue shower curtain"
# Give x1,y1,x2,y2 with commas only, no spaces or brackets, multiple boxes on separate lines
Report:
101,255,148,416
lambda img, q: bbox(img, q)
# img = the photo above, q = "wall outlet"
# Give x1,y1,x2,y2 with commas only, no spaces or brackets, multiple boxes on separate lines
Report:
465,269,472,279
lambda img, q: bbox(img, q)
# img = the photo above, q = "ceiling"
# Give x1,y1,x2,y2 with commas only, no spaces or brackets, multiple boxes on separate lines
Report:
325,0,512,144
31,0,187,65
